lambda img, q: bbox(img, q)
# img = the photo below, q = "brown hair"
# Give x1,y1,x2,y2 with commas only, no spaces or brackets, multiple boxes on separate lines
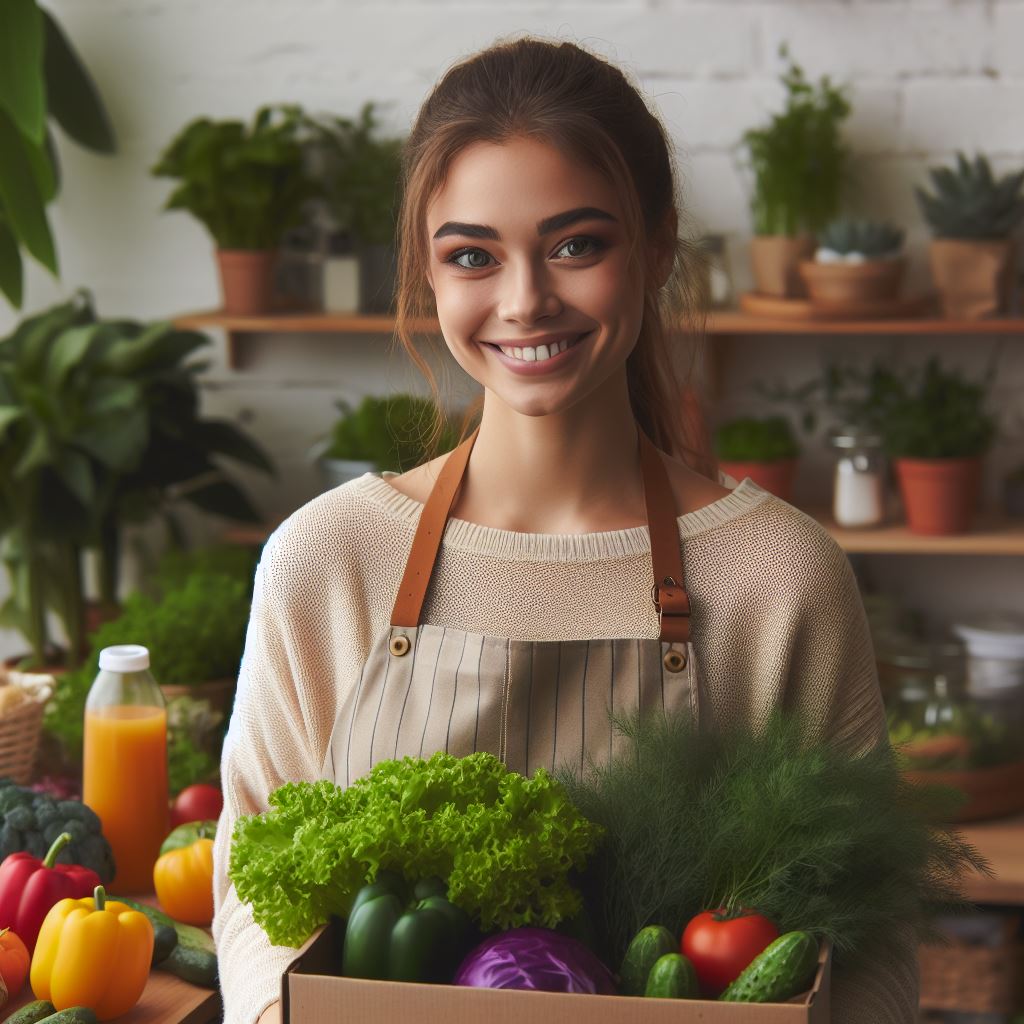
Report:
393,34,715,476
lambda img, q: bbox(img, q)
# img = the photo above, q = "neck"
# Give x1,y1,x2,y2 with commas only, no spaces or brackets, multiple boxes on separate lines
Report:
454,373,648,533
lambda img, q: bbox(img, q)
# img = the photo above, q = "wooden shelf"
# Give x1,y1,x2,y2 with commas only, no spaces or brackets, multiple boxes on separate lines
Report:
958,812,1024,906
807,510,1024,556
171,309,1024,367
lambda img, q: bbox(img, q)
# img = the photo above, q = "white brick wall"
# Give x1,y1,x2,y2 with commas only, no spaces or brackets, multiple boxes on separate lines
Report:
2,0,1023,660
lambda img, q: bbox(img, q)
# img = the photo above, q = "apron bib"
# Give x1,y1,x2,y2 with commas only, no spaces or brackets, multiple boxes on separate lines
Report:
322,424,703,786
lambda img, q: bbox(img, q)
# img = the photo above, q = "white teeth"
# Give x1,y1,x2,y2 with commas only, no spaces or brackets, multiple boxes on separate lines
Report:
498,335,582,363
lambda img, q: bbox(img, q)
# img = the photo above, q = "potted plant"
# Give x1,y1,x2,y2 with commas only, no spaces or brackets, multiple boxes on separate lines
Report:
151,104,319,314
739,46,852,298
312,393,463,489
0,292,273,670
0,0,116,309
914,152,1024,319
870,357,998,535
42,560,253,773
714,416,800,503
799,219,906,309
305,102,405,313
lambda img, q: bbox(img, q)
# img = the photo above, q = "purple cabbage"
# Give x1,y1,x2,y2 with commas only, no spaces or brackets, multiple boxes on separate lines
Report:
454,927,617,994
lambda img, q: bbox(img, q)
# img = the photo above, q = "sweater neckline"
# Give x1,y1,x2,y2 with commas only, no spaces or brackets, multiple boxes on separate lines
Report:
353,471,771,562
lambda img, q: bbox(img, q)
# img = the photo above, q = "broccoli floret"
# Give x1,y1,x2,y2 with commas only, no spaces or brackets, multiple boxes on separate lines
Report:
0,823,22,859
60,819,89,845
5,805,36,832
42,821,66,847
32,799,65,831
75,835,116,885
0,786,34,815
23,831,47,859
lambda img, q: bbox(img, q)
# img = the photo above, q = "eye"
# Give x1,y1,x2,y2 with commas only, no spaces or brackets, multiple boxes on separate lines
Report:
445,248,494,270
555,235,605,259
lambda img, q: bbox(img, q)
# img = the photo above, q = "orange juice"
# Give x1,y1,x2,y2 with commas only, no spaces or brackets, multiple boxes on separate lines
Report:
83,705,169,893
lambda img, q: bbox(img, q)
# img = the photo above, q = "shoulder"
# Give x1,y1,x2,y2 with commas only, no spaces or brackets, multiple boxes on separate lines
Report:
255,474,389,595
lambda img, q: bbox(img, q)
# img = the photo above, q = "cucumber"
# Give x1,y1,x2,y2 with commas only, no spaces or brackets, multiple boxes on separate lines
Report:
2,1001,56,1024
114,896,218,988
620,925,678,996
151,920,179,966
37,1010,98,1024
644,953,700,999
719,931,819,1003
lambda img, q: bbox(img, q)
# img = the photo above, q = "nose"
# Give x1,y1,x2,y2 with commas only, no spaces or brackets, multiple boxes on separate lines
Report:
497,257,562,326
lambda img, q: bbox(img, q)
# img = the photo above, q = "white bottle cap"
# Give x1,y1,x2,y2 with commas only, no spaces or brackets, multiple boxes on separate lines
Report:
98,644,151,672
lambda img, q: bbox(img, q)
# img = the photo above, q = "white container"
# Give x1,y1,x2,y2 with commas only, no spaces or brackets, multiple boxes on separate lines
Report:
951,614,1024,694
323,255,360,313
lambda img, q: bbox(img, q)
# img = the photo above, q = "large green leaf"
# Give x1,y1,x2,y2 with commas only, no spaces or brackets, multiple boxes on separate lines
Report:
24,128,58,203
41,8,116,154
0,107,57,273
75,404,147,470
0,216,23,308
183,477,263,522
0,404,25,437
14,423,53,477
0,0,45,145
55,447,95,506
192,419,275,474
45,322,101,392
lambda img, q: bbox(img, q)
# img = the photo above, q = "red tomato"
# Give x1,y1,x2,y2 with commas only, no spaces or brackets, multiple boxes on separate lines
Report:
681,908,779,996
170,784,224,828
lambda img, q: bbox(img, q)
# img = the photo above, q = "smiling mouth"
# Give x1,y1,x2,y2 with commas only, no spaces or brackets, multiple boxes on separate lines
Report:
482,332,590,363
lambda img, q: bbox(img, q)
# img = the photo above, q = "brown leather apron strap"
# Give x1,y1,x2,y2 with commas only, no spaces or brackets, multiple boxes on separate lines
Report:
638,427,691,643
391,424,481,627
390,423,691,644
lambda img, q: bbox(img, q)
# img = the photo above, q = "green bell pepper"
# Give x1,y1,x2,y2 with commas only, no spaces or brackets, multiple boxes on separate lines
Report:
341,870,474,983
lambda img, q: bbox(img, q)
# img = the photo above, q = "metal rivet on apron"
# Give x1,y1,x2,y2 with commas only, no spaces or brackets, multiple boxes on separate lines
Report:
663,648,687,673
389,634,411,657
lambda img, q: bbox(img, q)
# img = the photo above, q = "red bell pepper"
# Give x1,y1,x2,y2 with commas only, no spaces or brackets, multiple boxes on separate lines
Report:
0,832,102,952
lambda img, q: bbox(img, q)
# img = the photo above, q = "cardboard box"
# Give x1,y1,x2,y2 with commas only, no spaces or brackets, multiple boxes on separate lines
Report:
283,918,832,1023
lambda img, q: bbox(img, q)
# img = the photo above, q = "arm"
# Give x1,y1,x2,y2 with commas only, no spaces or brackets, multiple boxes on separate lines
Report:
789,540,919,1023
213,545,323,1024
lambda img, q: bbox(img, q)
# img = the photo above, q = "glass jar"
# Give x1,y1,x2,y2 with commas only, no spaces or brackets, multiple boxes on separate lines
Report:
697,234,733,309
828,427,887,528
83,644,169,894
884,634,1024,773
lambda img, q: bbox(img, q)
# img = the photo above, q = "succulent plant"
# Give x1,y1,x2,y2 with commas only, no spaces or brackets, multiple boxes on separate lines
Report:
715,416,800,462
914,152,1024,240
816,219,904,260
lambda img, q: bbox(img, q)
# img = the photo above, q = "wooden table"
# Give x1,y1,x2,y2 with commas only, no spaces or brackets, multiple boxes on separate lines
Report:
958,811,1024,906
4,894,221,1023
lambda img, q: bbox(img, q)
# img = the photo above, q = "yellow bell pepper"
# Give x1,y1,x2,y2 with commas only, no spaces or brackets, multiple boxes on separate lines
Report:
153,837,214,926
30,886,153,1020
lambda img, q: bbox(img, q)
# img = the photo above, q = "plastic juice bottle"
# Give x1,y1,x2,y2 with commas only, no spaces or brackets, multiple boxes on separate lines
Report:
83,644,169,894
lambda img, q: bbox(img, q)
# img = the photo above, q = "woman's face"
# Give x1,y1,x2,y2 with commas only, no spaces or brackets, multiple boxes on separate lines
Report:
425,136,646,419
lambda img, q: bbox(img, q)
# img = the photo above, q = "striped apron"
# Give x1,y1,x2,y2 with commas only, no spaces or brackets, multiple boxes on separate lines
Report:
321,424,702,786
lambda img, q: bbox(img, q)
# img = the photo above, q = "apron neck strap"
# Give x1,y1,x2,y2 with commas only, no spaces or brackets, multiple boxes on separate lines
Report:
390,423,690,642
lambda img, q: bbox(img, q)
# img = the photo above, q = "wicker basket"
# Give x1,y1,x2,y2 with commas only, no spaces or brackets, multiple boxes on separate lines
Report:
918,914,1024,1014
0,667,55,785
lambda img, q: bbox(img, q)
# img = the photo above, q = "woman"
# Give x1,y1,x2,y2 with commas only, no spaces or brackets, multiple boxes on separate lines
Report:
213,36,918,1023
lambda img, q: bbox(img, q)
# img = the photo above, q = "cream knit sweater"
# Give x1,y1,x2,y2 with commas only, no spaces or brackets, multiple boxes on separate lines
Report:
212,471,919,1023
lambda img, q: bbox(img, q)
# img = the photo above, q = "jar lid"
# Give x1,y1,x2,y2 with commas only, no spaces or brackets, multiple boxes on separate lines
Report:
829,426,883,449
952,615,1024,659
98,644,150,672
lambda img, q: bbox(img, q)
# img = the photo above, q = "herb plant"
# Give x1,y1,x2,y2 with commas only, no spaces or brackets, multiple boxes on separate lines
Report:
152,104,318,250
817,219,904,259
229,751,602,947
715,416,799,462
740,46,852,236
321,393,462,471
555,707,989,971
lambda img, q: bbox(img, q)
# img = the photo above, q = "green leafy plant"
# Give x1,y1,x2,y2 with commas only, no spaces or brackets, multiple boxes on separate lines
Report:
319,393,462,471
0,0,117,307
715,416,799,462
817,219,904,259
229,751,602,947
167,695,223,795
151,104,318,250
43,565,252,764
739,45,852,236
555,707,989,972
305,102,405,246
0,292,272,667
915,152,1024,240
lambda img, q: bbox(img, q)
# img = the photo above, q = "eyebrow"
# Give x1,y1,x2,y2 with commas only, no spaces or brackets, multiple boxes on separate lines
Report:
431,206,618,241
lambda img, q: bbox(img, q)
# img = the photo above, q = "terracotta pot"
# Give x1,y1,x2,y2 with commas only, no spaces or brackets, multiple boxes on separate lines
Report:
717,458,798,504
749,236,816,298
216,250,277,314
905,759,1024,823
928,239,1014,319
160,677,236,718
894,456,982,535
799,257,906,304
